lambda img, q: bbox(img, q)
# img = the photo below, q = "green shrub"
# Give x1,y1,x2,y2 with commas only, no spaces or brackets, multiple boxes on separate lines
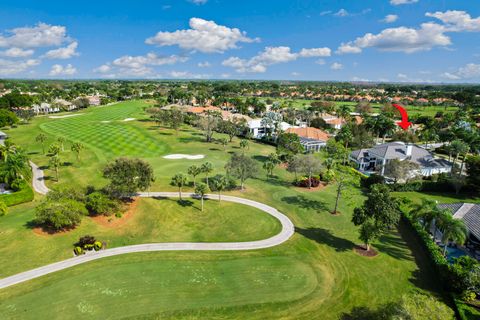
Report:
84,244,94,251
0,180,34,207
462,290,476,302
0,200,7,216
74,246,84,255
85,191,118,216
94,241,103,251
115,212,122,218
76,235,96,247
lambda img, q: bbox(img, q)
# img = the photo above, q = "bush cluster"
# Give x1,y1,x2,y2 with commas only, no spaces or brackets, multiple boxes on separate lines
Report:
73,235,103,255
0,180,34,207
296,176,321,188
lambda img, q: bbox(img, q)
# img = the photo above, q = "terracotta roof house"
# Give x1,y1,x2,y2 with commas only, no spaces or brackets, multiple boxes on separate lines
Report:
286,127,330,153
187,106,221,114
350,141,452,177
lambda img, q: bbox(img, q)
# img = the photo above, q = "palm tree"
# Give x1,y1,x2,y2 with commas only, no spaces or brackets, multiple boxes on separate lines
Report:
411,198,440,230
195,182,209,212
48,143,61,157
450,140,469,170
35,133,48,154
436,212,468,256
187,165,201,187
263,160,275,178
211,175,227,201
49,155,61,181
1,149,31,185
171,173,188,200
71,142,84,161
201,162,213,186
57,137,66,151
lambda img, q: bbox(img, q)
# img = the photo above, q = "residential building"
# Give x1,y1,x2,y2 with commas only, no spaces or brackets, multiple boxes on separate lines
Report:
286,127,330,153
349,141,452,177
32,102,60,115
247,119,292,139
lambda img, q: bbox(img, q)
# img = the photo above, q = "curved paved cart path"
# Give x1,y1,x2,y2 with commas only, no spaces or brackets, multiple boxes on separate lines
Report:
0,167,295,290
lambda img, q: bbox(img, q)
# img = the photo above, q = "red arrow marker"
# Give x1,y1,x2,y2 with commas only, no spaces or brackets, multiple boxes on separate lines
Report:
392,103,412,131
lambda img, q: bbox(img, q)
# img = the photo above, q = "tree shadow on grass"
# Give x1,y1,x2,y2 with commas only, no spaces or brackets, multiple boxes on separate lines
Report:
339,305,395,320
396,218,449,296
157,131,173,136
62,162,73,167
209,148,221,151
178,137,204,143
28,151,40,155
375,230,413,262
281,195,328,213
252,155,268,162
296,227,355,252
261,177,292,188
39,165,49,170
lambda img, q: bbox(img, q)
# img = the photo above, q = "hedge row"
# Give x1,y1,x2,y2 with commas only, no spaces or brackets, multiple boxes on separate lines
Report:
0,181,34,206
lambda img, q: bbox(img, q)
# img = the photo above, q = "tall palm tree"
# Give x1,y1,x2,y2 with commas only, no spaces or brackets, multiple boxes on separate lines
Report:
187,165,202,187
212,175,227,202
411,198,440,230
1,148,31,185
195,182,209,212
436,212,468,256
201,162,213,186
49,155,61,182
171,173,187,200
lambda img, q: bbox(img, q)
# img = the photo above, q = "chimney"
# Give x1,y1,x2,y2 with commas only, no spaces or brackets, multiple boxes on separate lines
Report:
406,144,413,157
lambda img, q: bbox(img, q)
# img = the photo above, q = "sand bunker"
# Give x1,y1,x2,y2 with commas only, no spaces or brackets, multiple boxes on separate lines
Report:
163,154,205,160
123,118,136,122
49,114,83,119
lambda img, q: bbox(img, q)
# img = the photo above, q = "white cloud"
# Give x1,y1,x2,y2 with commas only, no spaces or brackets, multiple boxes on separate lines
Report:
112,53,187,68
0,23,69,48
43,41,79,59
0,47,34,58
189,0,207,4
168,71,211,79
330,62,343,70
0,58,39,75
426,10,480,32
49,64,76,76
315,59,326,65
145,18,258,53
390,0,418,5
441,63,480,80
198,61,211,67
298,47,331,57
223,46,331,73
291,72,301,76
93,64,112,73
94,53,188,78
381,14,399,23
334,9,349,17
397,73,408,79
336,22,450,54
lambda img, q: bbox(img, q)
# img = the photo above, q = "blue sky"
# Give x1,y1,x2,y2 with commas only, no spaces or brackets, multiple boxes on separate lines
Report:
0,0,479,82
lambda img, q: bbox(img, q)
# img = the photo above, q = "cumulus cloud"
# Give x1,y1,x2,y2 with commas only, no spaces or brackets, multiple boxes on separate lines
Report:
43,41,79,59
337,22,450,54
49,64,76,76
94,53,188,78
442,63,480,80
198,61,211,67
0,47,34,58
145,18,259,53
222,46,331,73
168,71,211,79
390,0,418,5
381,14,399,23
0,58,39,75
337,10,480,54
316,59,326,65
334,9,349,17
330,62,343,70
0,23,70,48
426,10,480,32
189,0,208,4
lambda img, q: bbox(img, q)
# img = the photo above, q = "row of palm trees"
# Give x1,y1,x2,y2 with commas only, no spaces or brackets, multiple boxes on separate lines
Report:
412,198,468,256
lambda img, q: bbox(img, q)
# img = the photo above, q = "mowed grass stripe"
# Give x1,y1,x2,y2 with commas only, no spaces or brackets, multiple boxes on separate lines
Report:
39,102,167,157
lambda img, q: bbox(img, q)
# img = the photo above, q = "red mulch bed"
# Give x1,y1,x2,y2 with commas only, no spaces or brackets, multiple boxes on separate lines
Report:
91,197,139,228
295,182,327,192
33,226,75,236
354,245,378,257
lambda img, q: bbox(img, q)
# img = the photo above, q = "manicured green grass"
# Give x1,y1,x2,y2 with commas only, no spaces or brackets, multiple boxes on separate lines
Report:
0,198,280,278
257,97,458,116
0,100,452,319
394,191,480,204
